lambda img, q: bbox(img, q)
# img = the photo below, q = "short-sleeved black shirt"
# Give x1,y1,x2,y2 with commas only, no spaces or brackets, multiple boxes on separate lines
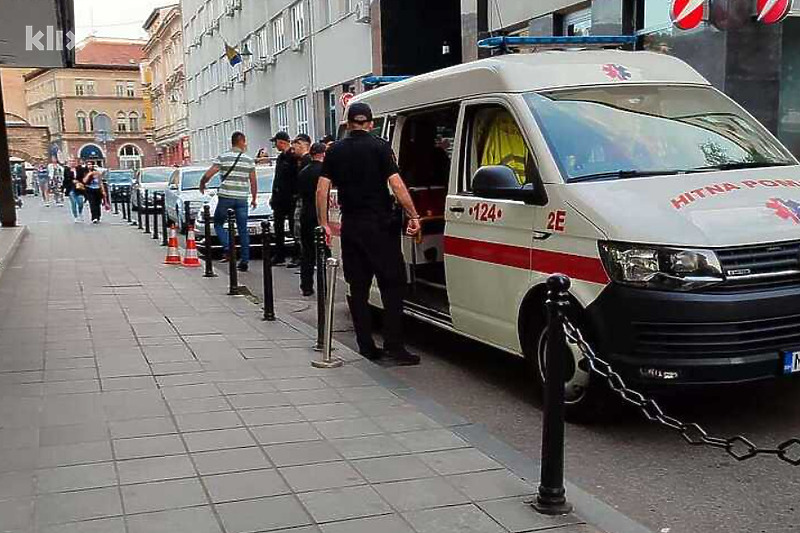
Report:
321,130,399,219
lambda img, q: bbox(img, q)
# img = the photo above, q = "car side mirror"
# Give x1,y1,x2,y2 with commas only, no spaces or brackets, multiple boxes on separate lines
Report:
168,183,178,190
472,166,538,204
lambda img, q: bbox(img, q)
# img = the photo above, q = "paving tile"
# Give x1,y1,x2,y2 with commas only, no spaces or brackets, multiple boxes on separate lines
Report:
101,376,158,391
121,478,208,514
319,514,414,533
229,392,291,410
0,470,35,500
313,418,384,440
239,406,305,427
373,413,441,433
352,455,436,483
329,435,408,460
392,429,470,453
0,498,33,530
446,470,536,501
338,386,397,402
35,487,123,525
0,427,39,450
109,417,177,439
183,428,256,453
168,396,232,415
175,411,242,433
191,447,271,476
38,516,126,533
44,380,102,395
113,434,186,460
251,422,321,446
39,423,108,447
280,461,365,493
403,503,505,533
216,381,275,395
217,495,311,533
38,441,113,468
204,468,290,503
298,485,392,523
477,497,584,533
272,377,328,392
263,440,342,467
117,455,196,485
374,477,471,512
418,448,502,476
161,384,221,401
36,462,118,493
127,506,222,533
298,403,364,422
284,388,345,406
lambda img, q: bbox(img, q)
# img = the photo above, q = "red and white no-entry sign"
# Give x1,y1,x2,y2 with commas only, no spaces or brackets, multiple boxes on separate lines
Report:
340,92,354,110
757,0,793,24
671,0,705,30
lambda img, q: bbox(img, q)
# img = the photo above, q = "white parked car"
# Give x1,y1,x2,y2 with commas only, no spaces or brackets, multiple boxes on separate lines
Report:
164,166,219,233
132,167,173,212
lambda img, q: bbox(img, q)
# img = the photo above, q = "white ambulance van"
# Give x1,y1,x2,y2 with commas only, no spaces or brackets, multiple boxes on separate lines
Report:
330,37,800,418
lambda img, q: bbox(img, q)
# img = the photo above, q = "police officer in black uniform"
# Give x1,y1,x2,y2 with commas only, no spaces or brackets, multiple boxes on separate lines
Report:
316,103,421,365
270,131,299,266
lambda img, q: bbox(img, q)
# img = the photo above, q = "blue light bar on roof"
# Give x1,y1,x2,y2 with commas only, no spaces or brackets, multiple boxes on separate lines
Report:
477,35,637,50
363,75,412,86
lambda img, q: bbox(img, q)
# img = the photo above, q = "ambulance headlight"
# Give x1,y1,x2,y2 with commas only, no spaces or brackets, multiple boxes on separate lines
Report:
599,242,723,291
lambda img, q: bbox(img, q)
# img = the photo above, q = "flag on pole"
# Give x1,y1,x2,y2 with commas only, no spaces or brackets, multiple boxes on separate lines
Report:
225,43,242,67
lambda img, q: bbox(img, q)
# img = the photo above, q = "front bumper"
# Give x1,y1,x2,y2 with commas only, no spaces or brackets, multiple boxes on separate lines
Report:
585,282,800,387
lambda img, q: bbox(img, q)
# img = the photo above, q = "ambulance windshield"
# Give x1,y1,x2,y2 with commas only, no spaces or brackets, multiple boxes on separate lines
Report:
526,86,795,183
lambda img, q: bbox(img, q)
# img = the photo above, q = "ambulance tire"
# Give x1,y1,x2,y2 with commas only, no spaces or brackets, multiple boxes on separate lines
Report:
529,313,608,423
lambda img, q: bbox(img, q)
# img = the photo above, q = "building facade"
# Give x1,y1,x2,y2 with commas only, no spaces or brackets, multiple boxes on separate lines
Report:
143,5,191,166
459,0,800,157
181,0,374,163
24,37,156,168
2,67,51,165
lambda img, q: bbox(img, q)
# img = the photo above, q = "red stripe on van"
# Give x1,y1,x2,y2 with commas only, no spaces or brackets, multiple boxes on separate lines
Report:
443,236,610,285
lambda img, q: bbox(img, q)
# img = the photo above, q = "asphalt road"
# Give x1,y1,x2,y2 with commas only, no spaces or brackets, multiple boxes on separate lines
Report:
232,258,800,533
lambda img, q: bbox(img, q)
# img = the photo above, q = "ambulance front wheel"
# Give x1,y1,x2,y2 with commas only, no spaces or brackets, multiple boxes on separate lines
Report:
531,315,606,423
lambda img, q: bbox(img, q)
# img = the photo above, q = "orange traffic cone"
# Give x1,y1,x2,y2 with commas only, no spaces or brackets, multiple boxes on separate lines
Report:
164,225,182,265
182,224,202,268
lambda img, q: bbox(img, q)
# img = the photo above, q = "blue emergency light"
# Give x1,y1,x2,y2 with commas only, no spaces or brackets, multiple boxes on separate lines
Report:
363,75,412,86
477,35,637,51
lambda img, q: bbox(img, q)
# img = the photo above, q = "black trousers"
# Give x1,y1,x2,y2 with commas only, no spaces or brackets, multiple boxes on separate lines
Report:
86,188,103,221
341,216,406,352
299,216,316,294
272,203,298,261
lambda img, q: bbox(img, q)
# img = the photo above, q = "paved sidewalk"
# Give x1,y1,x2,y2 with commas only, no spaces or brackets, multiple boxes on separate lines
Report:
0,203,604,533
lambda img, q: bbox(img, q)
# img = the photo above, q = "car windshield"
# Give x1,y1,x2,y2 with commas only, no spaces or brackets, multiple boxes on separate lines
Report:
256,170,274,193
525,86,796,183
140,169,171,183
107,171,134,184
182,171,220,190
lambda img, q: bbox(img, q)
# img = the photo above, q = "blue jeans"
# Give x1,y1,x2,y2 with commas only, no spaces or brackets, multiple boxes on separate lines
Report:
69,191,85,218
214,197,250,263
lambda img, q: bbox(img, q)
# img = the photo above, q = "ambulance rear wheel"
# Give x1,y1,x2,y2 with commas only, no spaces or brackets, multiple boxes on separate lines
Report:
531,315,606,423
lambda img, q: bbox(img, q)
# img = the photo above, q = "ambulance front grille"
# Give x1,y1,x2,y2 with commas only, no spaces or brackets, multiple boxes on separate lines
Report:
713,241,800,292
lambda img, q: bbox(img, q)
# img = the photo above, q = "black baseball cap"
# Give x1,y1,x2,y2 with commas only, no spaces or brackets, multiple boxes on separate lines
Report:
309,142,327,156
270,131,290,143
293,133,312,144
319,134,335,144
347,102,373,123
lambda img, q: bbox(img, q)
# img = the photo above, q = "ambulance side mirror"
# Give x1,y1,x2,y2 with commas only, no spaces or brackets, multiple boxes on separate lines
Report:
472,166,538,204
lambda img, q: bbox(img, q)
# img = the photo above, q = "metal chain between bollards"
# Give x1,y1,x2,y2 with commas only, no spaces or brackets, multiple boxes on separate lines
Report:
561,313,800,466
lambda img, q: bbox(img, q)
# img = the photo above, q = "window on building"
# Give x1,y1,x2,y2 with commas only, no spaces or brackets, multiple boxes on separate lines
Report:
115,81,125,97
291,2,306,42
211,60,219,87
233,116,244,136
256,26,269,58
76,111,87,133
75,80,84,96
275,102,289,132
126,82,135,97
199,7,206,33
207,0,215,23
337,0,351,16
117,111,128,132
85,80,95,95
324,90,336,135
129,112,140,132
636,0,678,51
272,15,286,51
119,144,142,170
89,111,98,131
294,96,309,135
320,0,333,25
563,8,592,36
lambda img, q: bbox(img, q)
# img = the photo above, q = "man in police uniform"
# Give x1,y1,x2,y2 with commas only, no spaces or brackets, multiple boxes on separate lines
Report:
316,103,421,365
270,131,299,266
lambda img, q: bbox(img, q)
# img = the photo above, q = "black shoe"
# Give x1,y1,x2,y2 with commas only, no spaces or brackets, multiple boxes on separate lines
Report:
272,257,286,266
237,262,249,272
359,347,386,361
220,254,231,263
302,289,314,297
286,260,300,268
388,348,420,366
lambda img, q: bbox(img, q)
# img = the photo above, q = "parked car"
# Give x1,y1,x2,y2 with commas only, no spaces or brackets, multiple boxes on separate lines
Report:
164,166,220,233
132,166,173,212
105,169,134,202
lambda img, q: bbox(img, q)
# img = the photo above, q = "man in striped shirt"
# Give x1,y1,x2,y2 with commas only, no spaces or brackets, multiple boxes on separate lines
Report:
200,131,257,271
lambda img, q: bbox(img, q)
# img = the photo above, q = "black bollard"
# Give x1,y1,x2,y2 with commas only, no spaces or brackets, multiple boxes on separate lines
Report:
532,274,573,516
203,204,216,278
113,191,119,215
151,193,159,241
262,220,275,321
227,208,238,295
144,190,151,234
129,190,136,225
160,196,168,246
122,190,129,221
136,189,143,229
314,226,327,351
184,200,191,234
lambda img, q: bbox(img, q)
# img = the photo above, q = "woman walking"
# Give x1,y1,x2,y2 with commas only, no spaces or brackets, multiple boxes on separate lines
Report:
63,162,85,222
82,162,106,224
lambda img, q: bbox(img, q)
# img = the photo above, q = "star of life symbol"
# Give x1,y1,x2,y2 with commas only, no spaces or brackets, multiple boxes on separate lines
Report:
766,198,800,224
602,64,631,81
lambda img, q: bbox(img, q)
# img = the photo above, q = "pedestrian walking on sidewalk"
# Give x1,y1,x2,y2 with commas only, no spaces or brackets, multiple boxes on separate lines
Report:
37,164,51,206
316,102,422,365
63,162,85,222
270,131,299,267
297,142,327,296
83,162,106,224
48,159,65,207
200,131,257,272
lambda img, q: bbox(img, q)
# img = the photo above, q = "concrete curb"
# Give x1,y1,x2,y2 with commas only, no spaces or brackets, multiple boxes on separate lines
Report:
0,225,27,281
